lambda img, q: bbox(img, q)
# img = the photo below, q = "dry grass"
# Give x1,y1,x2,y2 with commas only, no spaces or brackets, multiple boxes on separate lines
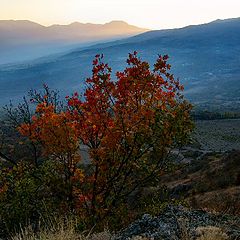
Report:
178,217,190,240
10,214,230,240
177,219,229,240
11,224,231,240
12,227,81,240
195,226,229,240
189,186,240,215
130,236,153,240
11,218,112,240
90,231,112,240
12,229,112,240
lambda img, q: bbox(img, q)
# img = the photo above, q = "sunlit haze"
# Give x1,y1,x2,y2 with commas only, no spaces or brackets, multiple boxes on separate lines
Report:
1,0,240,30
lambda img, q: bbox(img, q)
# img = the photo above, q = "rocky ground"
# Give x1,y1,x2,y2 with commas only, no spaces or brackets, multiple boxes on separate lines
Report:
114,206,240,240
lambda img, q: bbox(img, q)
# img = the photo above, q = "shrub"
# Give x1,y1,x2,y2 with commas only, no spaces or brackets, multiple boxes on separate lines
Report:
0,159,71,235
0,52,193,233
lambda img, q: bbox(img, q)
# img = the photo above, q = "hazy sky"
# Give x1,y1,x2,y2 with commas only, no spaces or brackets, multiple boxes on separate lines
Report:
1,0,240,29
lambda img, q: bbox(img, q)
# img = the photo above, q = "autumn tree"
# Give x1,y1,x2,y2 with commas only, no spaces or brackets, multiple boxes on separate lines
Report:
11,52,193,226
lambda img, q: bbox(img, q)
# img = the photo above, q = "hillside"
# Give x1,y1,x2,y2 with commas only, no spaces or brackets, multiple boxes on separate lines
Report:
0,17,239,109
0,20,148,65
2,116,240,239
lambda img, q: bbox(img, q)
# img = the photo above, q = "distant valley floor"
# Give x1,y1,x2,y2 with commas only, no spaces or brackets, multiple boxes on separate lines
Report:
193,119,240,151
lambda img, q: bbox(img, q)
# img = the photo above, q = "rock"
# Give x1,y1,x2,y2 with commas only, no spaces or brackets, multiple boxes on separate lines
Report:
113,205,240,240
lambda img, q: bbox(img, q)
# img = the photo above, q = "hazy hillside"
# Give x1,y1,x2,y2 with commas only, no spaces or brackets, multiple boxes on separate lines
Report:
0,20,148,65
0,18,239,109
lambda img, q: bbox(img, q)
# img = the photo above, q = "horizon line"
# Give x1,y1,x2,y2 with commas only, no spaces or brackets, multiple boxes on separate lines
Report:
0,16,239,31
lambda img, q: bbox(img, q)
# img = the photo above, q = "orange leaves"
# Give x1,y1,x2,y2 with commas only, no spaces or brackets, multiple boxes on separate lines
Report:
20,101,79,156
18,123,30,136
61,52,191,162
17,52,193,220
19,51,189,161
71,168,85,183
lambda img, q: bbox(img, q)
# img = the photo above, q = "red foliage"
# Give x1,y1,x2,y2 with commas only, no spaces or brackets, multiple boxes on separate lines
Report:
18,52,193,223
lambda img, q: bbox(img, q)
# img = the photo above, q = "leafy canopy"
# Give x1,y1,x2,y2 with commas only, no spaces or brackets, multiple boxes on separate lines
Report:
1,52,193,229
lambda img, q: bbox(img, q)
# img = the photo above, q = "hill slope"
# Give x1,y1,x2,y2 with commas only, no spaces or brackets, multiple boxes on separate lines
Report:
0,20,148,65
0,18,239,109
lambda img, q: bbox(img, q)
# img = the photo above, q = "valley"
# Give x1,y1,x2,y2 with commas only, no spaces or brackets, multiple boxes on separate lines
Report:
0,18,239,111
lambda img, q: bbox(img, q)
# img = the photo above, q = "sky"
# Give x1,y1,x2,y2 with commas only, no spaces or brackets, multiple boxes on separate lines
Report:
1,0,240,30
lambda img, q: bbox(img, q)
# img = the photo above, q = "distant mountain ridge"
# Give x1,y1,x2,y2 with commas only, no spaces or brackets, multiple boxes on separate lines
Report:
0,20,148,65
0,17,239,110
0,20,148,40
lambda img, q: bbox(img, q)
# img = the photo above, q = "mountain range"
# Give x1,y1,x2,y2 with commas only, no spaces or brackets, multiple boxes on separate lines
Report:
0,18,239,110
0,20,148,65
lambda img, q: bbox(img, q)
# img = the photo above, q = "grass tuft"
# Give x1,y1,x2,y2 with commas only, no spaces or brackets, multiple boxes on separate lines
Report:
195,226,229,240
